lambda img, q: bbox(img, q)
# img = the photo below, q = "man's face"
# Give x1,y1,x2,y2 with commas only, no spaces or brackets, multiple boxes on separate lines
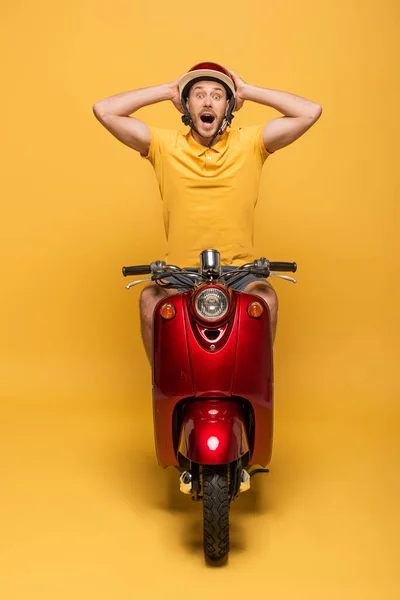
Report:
186,80,230,138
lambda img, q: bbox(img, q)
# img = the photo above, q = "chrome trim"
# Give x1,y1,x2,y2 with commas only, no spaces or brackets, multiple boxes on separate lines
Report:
239,469,251,493
179,471,192,495
126,277,152,289
194,287,229,321
269,273,297,283
200,249,222,276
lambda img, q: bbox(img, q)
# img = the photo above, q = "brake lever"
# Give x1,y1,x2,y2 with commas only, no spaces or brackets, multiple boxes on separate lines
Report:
126,277,152,290
269,273,297,283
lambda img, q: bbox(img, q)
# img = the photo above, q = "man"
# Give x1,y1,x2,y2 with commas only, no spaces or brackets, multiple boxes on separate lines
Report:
93,62,322,363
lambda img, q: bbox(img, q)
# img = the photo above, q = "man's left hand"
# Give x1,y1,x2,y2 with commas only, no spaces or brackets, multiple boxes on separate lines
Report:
226,68,247,111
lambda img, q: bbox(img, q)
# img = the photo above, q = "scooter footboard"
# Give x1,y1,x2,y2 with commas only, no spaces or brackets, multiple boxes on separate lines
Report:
178,399,250,465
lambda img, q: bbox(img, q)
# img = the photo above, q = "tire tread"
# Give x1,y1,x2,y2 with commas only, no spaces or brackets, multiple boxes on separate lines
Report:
203,466,230,562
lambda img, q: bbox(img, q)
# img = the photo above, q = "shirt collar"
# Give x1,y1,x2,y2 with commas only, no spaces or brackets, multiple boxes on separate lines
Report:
185,129,229,156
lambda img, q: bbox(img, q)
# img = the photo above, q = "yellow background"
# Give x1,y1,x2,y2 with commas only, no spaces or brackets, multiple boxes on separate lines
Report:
1,0,399,597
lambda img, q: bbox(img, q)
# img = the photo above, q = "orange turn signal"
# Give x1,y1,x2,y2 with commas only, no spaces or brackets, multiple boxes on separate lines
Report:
160,303,176,320
247,301,264,318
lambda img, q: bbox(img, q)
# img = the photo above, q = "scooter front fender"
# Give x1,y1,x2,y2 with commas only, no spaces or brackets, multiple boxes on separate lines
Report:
178,400,249,465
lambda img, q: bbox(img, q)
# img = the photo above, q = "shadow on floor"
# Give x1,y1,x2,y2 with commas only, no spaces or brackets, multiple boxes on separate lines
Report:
106,443,281,559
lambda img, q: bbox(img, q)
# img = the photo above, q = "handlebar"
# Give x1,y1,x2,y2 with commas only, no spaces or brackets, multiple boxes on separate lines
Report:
122,262,297,277
122,265,151,276
122,258,298,290
269,262,297,273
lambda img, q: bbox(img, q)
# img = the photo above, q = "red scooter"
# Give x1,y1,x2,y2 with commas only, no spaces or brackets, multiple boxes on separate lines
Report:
123,249,297,562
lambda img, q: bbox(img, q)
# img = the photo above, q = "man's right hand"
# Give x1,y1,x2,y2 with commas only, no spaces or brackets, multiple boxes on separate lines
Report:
167,76,184,114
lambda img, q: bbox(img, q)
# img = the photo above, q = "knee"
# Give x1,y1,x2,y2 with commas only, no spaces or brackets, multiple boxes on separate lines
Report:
139,285,151,311
247,284,278,319
139,284,161,323
266,290,278,318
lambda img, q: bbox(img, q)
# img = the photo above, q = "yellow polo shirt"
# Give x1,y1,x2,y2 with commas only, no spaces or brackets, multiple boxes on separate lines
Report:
141,125,271,267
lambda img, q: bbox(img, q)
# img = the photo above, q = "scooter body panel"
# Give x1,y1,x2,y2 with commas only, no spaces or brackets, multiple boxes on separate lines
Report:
231,292,274,466
178,400,250,465
152,288,273,468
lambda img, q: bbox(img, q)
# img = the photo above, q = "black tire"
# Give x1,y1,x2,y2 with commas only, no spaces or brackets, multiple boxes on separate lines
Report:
203,466,230,563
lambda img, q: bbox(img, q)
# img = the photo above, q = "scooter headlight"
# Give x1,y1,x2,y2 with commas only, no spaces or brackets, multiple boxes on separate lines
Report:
195,287,229,321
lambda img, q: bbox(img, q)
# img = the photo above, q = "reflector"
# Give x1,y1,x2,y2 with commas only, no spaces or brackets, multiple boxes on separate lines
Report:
247,301,263,318
160,303,176,320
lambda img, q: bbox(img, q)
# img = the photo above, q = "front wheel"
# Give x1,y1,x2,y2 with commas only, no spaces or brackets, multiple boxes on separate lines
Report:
203,466,230,563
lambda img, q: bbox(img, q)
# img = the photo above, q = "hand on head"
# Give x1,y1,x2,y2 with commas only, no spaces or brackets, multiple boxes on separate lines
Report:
168,76,185,113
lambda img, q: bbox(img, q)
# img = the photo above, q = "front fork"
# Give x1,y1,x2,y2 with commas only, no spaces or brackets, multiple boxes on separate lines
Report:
179,460,251,501
176,400,253,500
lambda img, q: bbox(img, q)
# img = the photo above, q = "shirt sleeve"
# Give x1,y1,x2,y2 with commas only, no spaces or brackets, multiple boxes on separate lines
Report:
254,124,273,163
140,126,162,166
140,126,179,167
238,125,272,166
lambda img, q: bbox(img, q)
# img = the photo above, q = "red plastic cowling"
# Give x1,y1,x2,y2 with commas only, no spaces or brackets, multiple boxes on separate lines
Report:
178,400,249,465
152,289,273,468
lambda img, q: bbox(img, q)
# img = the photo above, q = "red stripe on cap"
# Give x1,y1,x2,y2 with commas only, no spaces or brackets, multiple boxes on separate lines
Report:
189,62,231,77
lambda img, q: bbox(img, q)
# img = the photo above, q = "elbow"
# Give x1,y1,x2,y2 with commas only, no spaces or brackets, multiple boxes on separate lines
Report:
92,102,104,119
301,104,322,123
92,101,110,121
312,103,323,120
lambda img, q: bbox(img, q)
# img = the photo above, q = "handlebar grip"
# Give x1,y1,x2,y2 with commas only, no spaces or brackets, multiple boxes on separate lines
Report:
122,265,151,277
269,262,297,273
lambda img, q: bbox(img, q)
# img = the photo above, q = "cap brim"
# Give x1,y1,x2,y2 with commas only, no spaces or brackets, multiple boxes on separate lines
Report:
179,69,236,102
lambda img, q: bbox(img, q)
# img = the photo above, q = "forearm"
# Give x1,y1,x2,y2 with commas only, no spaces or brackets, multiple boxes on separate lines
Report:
242,84,321,118
93,83,174,117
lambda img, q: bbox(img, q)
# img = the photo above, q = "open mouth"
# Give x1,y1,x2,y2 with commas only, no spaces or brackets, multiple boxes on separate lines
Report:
200,113,216,126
